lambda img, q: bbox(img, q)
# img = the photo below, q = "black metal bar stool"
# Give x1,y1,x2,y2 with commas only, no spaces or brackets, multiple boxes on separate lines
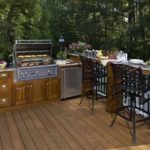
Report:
93,61,107,100
110,63,150,144
79,55,107,114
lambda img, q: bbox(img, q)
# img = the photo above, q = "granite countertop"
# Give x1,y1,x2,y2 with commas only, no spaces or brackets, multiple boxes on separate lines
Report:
0,67,14,72
0,60,82,72
54,59,81,66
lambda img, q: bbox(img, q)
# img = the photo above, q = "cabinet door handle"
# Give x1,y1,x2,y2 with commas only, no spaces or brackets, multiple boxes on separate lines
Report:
2,98,6,102
2,74,6,77
46,83,49,86
27,85,29,88
2,85,6,88
30,85,33,88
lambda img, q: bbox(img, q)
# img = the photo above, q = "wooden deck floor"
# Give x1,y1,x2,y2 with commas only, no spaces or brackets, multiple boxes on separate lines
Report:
0,98,150,150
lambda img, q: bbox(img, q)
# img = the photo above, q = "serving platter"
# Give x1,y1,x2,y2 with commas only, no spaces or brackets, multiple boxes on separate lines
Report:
129,59,144,64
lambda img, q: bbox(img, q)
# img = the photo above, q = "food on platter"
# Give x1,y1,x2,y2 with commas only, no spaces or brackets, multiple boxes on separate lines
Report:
30,55,36,57
37,55,42,57
28,63,34,66
24,55,31,58
42,54,47,57
21,62,28,67
33,62,40,65
17,55,24,58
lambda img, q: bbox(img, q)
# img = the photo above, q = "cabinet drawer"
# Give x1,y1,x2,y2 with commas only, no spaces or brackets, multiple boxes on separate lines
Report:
0,96,10,107
0,83,8,93
0,72,8,80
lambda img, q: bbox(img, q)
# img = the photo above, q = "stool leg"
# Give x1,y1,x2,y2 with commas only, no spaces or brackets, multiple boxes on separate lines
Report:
132,101,136,144
132,120,136,144
95,77,98,101
110,113,118,127
79,96,84,106
79,80,85,106
91,94,94,114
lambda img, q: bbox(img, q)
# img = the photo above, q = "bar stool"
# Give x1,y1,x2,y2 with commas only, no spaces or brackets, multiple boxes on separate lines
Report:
93,61,107,100
110,63,150,144
79,55,107,114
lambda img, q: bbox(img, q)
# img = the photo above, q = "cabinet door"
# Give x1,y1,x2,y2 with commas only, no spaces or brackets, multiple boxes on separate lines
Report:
31,79,47,102
0,72,9,80
0,71,12,107
46,78,60,101
12,82,30,105
0,81,11,106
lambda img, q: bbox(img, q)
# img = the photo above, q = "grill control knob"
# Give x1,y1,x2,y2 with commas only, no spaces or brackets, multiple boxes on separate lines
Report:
36,71,40,75
20,73,23,76
2,84,6,88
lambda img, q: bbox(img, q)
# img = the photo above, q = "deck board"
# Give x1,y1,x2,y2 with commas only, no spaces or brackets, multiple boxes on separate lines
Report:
5,112,25,150
45,102,110,149
39,105,83,150
12,111,37,150
0,113,14,150
0,98,150,150
54,101,122,147
42,104,102,150
33,106,72,150
27,108,60,150
19,110,49,150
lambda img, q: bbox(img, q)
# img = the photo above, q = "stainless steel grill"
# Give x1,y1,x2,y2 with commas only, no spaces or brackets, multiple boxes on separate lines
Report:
13,40,57,81
13,64,57,81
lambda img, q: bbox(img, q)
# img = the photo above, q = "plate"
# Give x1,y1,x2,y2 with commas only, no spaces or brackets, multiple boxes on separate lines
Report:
129,59,144,64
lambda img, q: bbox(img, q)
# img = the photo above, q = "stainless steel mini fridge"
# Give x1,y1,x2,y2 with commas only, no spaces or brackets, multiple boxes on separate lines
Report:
60,66,82,99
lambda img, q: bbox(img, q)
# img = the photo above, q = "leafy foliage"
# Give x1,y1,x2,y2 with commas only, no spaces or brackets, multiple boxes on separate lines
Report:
0,0,149,61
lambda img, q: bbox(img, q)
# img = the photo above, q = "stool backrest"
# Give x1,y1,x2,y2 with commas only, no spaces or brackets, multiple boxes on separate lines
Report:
111,63,150,95
79,55,94,79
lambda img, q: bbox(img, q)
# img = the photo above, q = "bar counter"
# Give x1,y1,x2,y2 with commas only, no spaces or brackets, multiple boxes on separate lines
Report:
69,53,150,113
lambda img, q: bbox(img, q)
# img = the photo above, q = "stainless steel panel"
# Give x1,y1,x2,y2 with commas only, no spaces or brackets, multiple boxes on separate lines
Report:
13,64,57,81
61,66,82,99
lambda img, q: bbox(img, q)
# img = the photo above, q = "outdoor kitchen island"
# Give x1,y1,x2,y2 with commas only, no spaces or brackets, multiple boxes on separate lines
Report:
0,68,60,109
0,40,61,110
0,60,82,109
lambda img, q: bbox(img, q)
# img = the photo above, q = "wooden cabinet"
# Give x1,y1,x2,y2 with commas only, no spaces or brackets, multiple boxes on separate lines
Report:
46,77,60,101
31,78,47,102
12,82,31,105
69,54,81,62
0,71,12,107
12,77,60,105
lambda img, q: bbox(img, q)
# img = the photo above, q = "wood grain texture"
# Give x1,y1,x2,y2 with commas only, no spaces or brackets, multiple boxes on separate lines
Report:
0,99,149,150
0,71,12,107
